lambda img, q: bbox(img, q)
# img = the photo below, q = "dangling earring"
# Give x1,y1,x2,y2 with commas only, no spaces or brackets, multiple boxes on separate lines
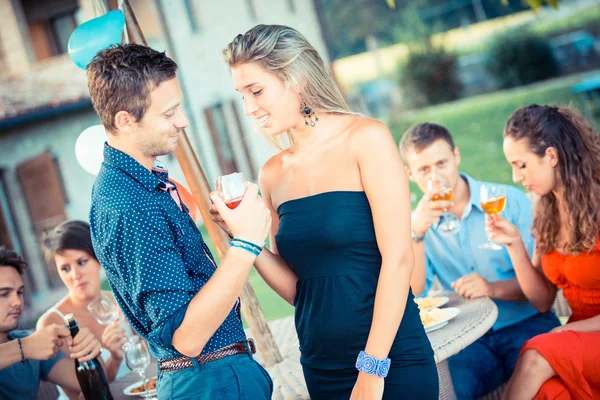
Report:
300,97,319,127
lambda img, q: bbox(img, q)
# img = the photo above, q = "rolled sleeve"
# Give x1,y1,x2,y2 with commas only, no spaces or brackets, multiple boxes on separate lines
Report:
107,208,195,349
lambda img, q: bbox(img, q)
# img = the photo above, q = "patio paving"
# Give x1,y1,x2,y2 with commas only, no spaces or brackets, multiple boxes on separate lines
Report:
246,316,309,400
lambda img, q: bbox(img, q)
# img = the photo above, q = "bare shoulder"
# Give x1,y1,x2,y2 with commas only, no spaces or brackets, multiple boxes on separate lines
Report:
37,305,66,329
347,117,396,151
258,151,287,193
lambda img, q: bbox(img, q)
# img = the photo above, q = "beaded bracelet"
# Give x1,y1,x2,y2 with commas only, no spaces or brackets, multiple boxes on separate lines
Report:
229,238,262,257
232,238,264,249
17,338,25,364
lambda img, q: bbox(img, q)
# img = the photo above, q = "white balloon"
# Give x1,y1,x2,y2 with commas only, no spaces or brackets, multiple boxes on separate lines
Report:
75,125,107,176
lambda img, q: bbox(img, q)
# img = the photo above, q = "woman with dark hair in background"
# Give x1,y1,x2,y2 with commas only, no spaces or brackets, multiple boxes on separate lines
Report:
38,220,130,399
489,105,600,399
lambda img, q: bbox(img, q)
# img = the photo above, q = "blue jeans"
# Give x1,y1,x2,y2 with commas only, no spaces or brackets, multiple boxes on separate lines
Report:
448,312,560,400
156,352,273,399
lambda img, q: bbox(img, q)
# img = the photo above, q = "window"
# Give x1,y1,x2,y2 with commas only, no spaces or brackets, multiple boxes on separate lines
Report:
16,152,68,289
19,0,78,61
0,169,36,301
205,104,238,175
204,101,256,178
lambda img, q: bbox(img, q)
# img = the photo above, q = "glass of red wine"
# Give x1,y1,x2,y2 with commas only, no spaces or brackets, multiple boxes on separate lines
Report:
215,172,247,209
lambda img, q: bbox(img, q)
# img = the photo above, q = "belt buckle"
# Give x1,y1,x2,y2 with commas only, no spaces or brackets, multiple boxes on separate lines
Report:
247,338,256,354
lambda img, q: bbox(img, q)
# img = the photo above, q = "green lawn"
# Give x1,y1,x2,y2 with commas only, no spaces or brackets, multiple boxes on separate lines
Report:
390,73,600,198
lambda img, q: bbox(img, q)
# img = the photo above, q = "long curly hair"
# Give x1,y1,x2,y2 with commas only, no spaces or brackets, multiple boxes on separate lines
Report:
504,104,600,254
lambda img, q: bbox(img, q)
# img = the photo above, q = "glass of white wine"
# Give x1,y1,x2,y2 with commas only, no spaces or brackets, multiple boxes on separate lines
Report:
479,184,507,250
427,175,460,235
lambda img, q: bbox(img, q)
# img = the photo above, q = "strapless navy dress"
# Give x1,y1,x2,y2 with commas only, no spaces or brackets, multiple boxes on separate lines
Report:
276,191,439,399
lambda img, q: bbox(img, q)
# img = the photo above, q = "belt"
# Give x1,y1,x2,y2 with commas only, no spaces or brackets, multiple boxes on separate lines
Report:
159,339,256,372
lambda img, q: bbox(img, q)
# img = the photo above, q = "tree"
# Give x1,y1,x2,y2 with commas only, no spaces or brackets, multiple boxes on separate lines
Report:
319,0,401,58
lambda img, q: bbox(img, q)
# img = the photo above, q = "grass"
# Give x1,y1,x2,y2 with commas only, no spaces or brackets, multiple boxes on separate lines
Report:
390,72,600,197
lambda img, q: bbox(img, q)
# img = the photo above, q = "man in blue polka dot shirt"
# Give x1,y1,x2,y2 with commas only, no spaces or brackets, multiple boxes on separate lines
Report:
87,44,273,399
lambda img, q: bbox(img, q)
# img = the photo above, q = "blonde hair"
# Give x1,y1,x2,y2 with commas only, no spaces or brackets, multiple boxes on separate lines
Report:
223,24,355,148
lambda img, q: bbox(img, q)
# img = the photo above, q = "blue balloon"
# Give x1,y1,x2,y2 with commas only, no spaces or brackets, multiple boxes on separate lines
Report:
68,10,126,70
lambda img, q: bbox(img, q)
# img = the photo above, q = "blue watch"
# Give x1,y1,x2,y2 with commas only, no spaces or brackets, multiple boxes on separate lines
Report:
355,351,391,378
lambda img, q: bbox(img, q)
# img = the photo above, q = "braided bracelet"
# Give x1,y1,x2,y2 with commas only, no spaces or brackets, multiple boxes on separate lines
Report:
229,238,263,257
17,338,25,364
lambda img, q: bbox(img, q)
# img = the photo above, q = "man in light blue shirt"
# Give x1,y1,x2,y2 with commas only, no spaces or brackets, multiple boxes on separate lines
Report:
400,123,559,400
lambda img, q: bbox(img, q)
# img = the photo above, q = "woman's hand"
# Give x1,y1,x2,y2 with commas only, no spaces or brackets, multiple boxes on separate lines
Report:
350,372,384,400
101,320,127,360
485,214,522,246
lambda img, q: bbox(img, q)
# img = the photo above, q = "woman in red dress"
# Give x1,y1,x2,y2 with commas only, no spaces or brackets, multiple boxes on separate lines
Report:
487,104,600,399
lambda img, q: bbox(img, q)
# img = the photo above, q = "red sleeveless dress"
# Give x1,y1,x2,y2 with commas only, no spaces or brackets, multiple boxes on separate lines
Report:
521,238,600,399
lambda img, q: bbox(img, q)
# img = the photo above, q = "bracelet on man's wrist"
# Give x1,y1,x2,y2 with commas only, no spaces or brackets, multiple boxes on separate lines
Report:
229,237,263,257
17,338,25,364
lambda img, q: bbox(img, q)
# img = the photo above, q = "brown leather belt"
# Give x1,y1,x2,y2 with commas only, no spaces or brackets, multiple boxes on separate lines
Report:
159,339,256,372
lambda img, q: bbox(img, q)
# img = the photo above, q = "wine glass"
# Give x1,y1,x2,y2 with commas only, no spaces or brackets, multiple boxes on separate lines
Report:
480,184,507,250
87,293,134,340
427,175,460,235
87,293,119,325
123,336,155,399
215,172,247,209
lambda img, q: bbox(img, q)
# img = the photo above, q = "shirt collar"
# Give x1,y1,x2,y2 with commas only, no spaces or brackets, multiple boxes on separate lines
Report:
460,173,484,219
465,173,483,212
102,143,162,192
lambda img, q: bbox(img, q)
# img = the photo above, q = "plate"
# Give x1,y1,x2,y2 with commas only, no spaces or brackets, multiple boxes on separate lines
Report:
123,377,158,397
425,320,448,333
421,307,460,333
414,296,450,311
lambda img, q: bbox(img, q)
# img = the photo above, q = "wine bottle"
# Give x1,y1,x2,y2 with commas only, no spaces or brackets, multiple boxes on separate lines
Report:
64,313,114,400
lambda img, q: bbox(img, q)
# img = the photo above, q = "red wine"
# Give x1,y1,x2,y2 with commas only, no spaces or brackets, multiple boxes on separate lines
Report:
64,314,114,400
225,197,243,209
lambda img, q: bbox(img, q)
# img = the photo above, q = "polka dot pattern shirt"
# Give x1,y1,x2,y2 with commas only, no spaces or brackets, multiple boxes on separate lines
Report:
90,144,246,360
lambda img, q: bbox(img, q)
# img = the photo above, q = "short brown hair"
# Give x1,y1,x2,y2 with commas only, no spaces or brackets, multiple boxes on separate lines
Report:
0,247,28,275
87,43,178,134
399,122,455,159
42,220,97,265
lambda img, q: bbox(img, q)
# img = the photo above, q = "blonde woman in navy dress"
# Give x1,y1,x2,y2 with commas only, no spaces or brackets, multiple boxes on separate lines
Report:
210,25,438,399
